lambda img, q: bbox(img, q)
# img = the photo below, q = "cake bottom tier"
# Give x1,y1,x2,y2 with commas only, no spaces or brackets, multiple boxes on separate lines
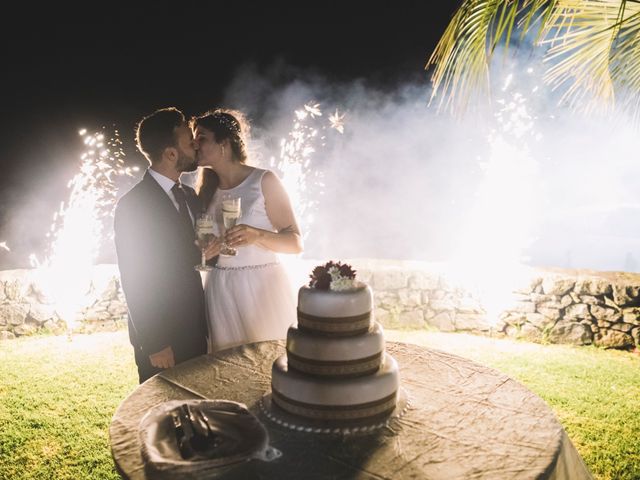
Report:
271,353,399,421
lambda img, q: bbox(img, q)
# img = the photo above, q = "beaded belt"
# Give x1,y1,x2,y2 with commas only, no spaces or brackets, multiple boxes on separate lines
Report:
214,262,280,271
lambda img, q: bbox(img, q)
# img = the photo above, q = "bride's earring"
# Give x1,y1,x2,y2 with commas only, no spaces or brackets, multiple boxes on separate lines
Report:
221,145,225,159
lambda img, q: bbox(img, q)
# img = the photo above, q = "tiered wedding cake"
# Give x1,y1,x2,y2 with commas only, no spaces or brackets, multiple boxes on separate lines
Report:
270,261,400,423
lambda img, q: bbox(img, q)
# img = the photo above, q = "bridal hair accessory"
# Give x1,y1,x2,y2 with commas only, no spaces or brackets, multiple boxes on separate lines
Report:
309,261,357,291
213,112,240,134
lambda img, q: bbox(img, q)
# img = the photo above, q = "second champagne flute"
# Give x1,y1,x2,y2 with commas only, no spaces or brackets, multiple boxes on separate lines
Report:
220,195,241,256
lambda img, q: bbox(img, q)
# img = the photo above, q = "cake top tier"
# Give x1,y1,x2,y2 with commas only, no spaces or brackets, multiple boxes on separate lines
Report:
308,260,360,291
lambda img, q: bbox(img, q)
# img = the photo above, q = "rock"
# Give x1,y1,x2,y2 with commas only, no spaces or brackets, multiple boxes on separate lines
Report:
0,330,15,340
397,289,423,308
574,278,612,296
631,327,639,346
612,285,637,307
422,307,436,320
519,323,543,342
594,330,635,349
590,305,622,323
28,304,57,324
428,311,455,332
524,313,546,326
454,313,488,331
430,298,457,312
107,302,129,317
505,302,536,314
13,323,37,336
549,321,593,345
374,291,399,309
400,309,425,328
564,304,592,320
43,320,67,335
407,273,440,290
372,270,407,290
0,305,28,326
4,280,24,302
603,296,621,311
621,308,640,326
579,295,600,306
537,307,561,321
611,323,634,333
541,277,575,296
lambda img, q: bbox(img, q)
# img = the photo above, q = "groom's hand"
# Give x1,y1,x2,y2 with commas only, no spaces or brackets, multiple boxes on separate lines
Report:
149,346,175,369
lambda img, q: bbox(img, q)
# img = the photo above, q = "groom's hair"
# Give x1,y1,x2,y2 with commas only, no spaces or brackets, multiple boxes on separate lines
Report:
135,107,185,165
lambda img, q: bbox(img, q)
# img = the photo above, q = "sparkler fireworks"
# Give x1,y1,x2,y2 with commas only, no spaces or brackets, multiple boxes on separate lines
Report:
30,127,138,331
269,102,344,240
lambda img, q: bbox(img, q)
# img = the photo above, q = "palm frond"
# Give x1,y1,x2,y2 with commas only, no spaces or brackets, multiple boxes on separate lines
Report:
427,0,640,119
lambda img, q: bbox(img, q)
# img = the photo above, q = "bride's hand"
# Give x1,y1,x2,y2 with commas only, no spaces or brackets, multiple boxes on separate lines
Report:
225,224,261,248
202,236,223,260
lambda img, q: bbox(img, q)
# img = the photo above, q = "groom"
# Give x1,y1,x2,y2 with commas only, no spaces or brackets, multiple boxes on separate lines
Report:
114,107,208,383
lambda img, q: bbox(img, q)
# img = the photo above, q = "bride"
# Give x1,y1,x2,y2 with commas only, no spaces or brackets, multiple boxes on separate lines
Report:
192,108,303,353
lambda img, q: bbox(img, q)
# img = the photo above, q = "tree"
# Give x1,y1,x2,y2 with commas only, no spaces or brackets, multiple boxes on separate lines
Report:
427,0,640,119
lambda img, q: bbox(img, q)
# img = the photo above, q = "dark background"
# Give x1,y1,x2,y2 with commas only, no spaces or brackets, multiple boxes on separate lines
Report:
0,1,459,267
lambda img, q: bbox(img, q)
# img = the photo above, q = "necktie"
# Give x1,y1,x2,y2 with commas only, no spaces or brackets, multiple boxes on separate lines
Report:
171,183,194,233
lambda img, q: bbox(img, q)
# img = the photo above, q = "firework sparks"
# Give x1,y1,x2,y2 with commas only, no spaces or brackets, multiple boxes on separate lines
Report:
269,102,345,241
329,109,346,134
31,127,136,333
451,80,540,326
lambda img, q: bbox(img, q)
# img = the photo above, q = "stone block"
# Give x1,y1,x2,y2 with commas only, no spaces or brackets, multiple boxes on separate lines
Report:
407,272,439,290
0,330,15,340
397,289,423,308
621,308,640,326
590,305,622,323
13,323,37,336
537,307,561,321
541,277,575,296
574,278,612,296
594,330,635,349
400,309,425,328
549,321,593,345
564,304,592,320
372,270,407,290
454,313,488,331
427,311,455,332
0,305,28,326
28,305,57,324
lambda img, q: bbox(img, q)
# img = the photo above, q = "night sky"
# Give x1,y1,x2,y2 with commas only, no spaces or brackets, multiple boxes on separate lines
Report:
1,1,458,267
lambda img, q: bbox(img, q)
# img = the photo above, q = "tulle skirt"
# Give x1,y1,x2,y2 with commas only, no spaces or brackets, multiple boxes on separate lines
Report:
204,262,296,353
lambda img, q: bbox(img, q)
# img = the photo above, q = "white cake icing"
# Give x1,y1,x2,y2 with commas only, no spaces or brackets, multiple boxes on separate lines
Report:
286,322,385,376
272,354,399,420
298,283,372,318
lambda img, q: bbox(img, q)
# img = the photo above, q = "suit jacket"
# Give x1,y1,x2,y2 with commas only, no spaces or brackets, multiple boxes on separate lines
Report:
114,170,207,361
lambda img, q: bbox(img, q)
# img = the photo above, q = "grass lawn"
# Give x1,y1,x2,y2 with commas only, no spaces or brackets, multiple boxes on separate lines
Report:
0,330,638,480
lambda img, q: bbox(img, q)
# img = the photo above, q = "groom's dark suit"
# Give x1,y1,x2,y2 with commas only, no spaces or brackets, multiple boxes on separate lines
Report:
114,170,207,383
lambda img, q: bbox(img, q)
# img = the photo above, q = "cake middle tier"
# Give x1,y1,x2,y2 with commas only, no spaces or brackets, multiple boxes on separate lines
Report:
271,353,399,421
287,321,385,377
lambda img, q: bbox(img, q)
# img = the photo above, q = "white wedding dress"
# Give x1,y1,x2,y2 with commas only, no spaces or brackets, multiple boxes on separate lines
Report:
203,168,297,353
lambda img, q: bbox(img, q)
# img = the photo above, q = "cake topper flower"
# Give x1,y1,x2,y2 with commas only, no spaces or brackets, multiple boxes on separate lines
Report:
309,261,357,291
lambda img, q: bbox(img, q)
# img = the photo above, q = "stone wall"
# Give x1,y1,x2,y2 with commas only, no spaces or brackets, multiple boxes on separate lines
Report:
0,261,638,349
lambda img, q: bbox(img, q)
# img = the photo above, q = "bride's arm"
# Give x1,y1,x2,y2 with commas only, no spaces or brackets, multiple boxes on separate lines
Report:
224,171,303,254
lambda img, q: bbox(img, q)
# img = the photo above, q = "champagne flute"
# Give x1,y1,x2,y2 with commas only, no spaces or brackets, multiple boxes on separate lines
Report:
220,195,241,256
194,213,215,271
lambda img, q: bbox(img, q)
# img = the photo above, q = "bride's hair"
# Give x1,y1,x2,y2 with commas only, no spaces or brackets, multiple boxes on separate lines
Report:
191,108,251,210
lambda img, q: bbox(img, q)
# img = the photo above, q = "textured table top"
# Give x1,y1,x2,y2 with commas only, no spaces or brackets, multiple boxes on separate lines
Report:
110,341,592,480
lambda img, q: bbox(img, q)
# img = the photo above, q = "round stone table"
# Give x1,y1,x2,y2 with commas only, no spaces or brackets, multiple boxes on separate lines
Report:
110,341,592,479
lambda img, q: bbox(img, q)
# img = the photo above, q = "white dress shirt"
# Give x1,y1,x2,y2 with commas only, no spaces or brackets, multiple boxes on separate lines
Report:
148,168,195,223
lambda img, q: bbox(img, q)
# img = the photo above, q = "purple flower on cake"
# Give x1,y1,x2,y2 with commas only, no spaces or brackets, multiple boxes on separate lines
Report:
309,261,357,291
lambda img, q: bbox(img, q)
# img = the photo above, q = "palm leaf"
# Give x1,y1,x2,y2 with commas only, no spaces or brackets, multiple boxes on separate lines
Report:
428,0,640,118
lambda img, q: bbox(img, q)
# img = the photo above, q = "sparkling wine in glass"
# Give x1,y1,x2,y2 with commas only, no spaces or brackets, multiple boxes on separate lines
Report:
195,213,215,271
220,196,241,256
